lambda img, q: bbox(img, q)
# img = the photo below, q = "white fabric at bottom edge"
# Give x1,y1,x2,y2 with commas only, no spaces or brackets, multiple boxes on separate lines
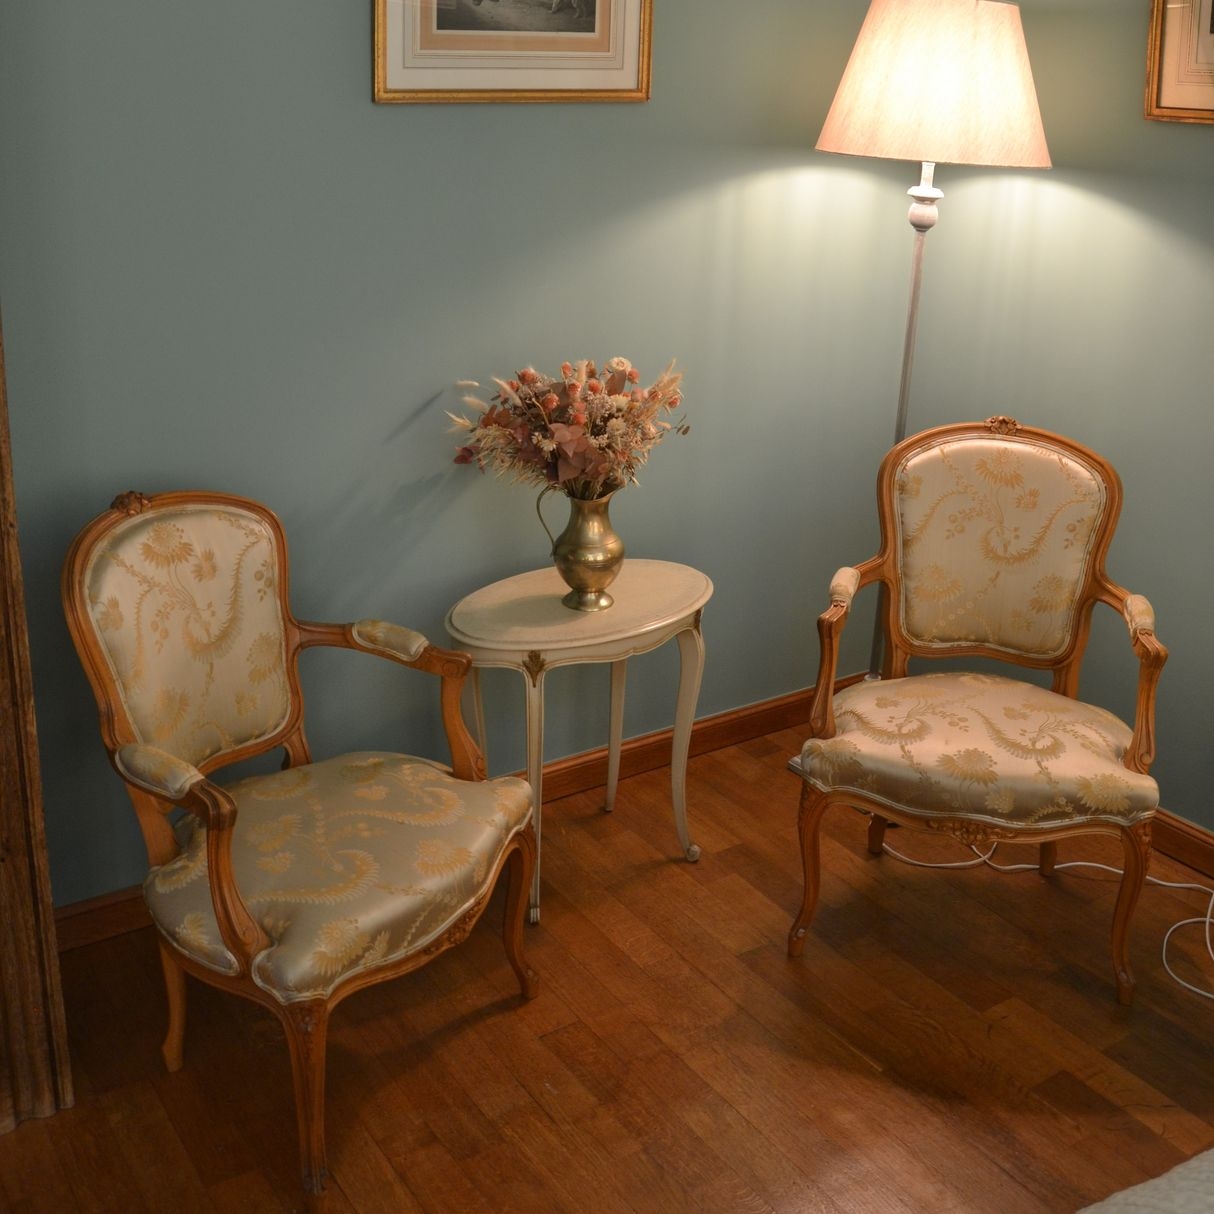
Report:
1076,1147,1214,1212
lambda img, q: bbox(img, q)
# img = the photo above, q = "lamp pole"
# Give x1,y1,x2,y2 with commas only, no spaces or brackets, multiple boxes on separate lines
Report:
868,159,944,679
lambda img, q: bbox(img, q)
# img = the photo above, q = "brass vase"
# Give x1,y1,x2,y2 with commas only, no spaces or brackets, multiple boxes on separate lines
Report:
538,487,625,611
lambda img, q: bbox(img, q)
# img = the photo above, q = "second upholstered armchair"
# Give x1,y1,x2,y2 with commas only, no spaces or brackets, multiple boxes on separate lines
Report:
788,418,1166,1005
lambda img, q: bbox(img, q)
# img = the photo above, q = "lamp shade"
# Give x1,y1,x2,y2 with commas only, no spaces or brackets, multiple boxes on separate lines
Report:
817,0,1050,168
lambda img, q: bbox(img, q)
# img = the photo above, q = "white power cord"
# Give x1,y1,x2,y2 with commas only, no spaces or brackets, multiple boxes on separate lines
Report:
880,838,1214,1001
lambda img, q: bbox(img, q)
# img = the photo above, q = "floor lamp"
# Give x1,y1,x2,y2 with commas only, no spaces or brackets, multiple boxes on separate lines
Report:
815,0,1051,674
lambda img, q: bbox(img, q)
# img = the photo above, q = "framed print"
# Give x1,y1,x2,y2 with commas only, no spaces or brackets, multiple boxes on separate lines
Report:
1146,0,1214,122
374,0,652,103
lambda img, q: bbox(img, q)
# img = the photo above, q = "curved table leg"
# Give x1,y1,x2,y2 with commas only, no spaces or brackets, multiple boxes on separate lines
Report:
672,625,704,862
524,668,545,924
604,659,627,813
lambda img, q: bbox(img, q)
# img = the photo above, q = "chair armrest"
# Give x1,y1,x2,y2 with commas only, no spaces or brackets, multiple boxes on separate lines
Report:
1098,584,1168,774
113,743,269,975
350,618,429,662
828,566,862,610
1123,594,1155,639
808,561,880,738
293,618,484,782
115,743,205,801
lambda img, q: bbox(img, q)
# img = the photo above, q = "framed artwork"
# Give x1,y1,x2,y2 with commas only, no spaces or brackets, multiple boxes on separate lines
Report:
374,0,652,103
1146,0,1214,123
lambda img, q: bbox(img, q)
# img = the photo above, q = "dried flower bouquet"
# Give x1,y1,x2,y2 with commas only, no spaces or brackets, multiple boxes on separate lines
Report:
450,357,686,501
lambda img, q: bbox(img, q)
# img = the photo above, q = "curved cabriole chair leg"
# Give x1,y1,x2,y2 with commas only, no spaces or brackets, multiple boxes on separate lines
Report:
504,829,540,1000
280,1000,331,1205
1039,841,1058,877
788,785,831,958
1111,821,1152,1006
866,813,888,856
158,941,187,1073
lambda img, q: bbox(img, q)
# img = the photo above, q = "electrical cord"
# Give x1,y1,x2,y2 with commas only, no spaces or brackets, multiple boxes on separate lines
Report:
880,837,1214,1001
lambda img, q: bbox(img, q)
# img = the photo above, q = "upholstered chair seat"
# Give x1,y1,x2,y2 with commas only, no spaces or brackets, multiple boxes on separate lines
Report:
144,752,532,999
63,491,539,1209
788,419,1166,1005
801,672,1158,830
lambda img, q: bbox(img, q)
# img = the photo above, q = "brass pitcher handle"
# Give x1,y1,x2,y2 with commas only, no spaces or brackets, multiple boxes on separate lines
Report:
536,484,562,556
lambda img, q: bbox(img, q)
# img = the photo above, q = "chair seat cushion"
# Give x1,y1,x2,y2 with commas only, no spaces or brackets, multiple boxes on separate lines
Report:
801,672,1158,829
144,752,532,1002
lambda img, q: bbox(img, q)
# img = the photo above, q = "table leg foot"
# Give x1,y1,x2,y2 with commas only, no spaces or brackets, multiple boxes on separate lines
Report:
684,843,701,863
528,906,541,925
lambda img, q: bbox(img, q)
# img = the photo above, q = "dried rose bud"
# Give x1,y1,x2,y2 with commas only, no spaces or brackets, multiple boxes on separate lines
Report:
519,367,540,385
586,378,603,394
540,393,560,413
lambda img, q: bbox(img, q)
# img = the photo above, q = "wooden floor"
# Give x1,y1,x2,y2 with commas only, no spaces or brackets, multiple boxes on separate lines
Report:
6,726,1214,1213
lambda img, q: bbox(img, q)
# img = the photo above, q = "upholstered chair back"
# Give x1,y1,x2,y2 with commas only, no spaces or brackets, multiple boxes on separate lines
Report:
78,498,292,767
888,427,1113,661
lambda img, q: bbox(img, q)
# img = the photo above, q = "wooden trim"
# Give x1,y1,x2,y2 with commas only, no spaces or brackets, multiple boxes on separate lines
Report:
55,884,151,953
54,680,1214,952
1153,810,1214,881
540,684,815,802
0,304,74,1127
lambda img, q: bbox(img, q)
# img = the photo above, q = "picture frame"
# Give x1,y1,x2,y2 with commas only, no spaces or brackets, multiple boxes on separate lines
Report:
1145,0,1214,123
374,0,652,104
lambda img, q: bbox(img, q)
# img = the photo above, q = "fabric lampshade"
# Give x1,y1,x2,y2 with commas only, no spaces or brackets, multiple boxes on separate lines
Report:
817,0,1051,169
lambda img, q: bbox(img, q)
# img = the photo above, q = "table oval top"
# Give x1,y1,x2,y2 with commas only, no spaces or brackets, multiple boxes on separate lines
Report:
446,559,712,654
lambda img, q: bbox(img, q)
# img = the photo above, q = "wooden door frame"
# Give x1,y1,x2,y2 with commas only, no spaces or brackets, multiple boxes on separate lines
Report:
0,303,73,1131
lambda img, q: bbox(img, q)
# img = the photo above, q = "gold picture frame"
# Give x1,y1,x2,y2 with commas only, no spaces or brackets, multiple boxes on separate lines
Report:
374,0,652,104
1146,0,1214,123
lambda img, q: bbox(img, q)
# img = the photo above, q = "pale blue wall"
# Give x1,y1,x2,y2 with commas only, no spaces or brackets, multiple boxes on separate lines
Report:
0,0,1209,907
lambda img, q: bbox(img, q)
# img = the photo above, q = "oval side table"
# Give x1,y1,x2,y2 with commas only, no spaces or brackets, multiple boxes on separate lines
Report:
446,559,712,923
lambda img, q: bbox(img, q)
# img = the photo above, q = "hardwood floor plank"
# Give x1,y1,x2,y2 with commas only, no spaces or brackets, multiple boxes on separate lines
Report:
99,1080,213,1214
988,996,1214,1154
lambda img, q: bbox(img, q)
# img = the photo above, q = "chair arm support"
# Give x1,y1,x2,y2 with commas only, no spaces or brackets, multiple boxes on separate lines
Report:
293,618,484,782
1099,584,1168,775
114,744,269,975
808,561,881,739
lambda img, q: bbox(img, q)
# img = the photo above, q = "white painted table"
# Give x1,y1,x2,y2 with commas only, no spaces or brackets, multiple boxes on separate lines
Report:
445,559,713,922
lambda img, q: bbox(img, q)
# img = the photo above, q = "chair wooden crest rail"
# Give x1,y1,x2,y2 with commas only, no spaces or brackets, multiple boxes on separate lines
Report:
62,490,538,1207
788,418,1167,1004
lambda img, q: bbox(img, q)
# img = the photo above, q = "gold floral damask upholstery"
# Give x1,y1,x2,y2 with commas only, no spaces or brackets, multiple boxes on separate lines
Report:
147,752,531,1000
895,435,1107,657
62,491,538,1206
83,502,291,767
803,672,1158,829
789,420,1167,1006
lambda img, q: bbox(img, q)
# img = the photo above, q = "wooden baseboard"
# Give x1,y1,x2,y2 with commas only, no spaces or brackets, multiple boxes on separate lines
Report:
539,684,816,802
55,884,150,952
55,680,1214,951
1152,811,1214,881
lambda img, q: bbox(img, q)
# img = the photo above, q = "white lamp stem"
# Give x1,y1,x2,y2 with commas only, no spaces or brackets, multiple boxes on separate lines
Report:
870,160,944,678
893,161,942,446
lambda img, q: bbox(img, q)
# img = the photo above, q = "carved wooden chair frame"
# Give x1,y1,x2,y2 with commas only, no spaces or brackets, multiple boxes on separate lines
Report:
62,490,538,1206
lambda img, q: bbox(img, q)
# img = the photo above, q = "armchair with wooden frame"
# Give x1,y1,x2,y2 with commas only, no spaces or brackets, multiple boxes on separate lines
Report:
788,418,1166,1005
62,490,539,1207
